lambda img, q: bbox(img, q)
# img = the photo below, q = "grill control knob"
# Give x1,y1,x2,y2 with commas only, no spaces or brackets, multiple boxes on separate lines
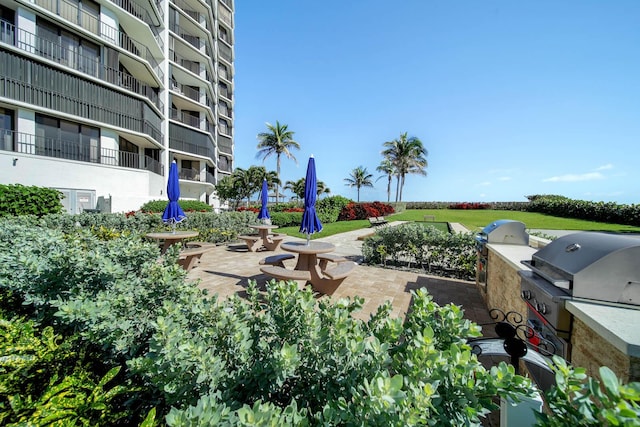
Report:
536,302,547,314
521,290,532,300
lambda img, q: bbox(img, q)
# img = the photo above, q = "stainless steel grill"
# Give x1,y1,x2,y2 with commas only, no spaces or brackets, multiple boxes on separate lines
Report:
476,220,529,287
520,232,640,359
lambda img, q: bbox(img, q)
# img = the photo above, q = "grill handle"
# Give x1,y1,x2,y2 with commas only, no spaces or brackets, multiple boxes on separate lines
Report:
521,260,571,288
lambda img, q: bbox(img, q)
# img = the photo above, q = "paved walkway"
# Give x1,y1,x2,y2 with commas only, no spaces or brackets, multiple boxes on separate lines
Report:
187,222,496,328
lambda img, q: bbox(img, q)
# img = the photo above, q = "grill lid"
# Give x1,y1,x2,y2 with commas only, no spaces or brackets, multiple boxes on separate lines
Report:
477,220,529,245
527,232,640,305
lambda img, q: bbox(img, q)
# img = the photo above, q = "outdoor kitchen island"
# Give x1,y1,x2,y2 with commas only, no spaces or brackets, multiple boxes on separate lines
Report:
481,235,640,385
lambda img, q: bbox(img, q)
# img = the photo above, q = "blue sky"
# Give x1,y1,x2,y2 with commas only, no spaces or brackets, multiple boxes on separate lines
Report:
232,1,640,204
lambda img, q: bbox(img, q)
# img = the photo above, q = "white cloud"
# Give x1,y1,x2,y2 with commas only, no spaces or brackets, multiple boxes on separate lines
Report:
498,176,511,181
595,164,613,171
543,172,604,182
476,181,491,187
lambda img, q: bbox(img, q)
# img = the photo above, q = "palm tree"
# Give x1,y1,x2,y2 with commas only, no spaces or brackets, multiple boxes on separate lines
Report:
284,178,330,199
376,158,395,203
382,132,428,202
344,166,374,202
256,121,300,204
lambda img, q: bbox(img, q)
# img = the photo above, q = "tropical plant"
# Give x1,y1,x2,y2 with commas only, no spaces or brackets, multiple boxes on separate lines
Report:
382,132,428,202
256,121,300,204
376,158,395,203
284,178,331,200
0,184,63,217
344,166,374,202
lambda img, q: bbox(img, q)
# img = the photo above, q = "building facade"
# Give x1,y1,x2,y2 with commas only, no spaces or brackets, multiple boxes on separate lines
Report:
0,0,233,213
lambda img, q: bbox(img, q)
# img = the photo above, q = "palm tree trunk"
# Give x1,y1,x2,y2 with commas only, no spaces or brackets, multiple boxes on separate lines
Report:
276,154,281,205
357,186,360,202
395,175,401,202
387,175,391,203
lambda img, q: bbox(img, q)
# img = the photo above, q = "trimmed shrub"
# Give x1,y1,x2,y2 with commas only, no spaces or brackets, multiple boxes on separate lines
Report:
525,195,640,226
270,211,303,227
362,223,477,280
0,184,63,217
140,199,212,213
449,202,492,210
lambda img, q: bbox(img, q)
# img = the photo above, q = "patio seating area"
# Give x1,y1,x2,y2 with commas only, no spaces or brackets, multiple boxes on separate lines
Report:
186,225,497,327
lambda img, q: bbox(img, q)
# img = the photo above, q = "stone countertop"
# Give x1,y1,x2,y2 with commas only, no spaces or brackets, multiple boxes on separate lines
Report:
566,300,640,357
486,243,537,271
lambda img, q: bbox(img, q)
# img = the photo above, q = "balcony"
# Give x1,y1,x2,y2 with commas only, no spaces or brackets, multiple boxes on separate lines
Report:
169,137,214,159
1,129,163,175
219,6,232,27
170,49,200,75
1,20,162,110
179,167,201,181
32,0,164,81
218,42,232,63
206,170,215,184
218,135,232,155
170,108,201,129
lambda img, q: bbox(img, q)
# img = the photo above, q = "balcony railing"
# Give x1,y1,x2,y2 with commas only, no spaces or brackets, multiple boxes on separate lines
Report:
169,137,214,159
1,129,163,175
1,21,162,110
33,0,164,80
0,74,162,145
218,135,232,154
179,167,201,181
206,170,215,184
170,108,201,128
219,6,232,26
170,49,200,75
218,42,232,62
105,0,162,36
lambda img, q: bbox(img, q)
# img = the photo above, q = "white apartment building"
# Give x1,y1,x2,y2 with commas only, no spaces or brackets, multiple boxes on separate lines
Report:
0,0,234,213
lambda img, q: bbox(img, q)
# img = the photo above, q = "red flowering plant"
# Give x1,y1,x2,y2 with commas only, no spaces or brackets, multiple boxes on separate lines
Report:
338,202,394,221
449,202,492,210
237,206,259,214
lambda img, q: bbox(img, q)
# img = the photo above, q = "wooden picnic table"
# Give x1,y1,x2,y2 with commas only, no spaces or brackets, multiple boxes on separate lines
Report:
260,241,355,295
239,224,284,251
145,231,198,253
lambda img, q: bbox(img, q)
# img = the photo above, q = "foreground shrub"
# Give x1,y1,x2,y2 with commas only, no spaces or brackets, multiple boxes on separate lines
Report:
536,356,640,426
316,195,352,223
0,184,63,217
0,315,133,425
362,223,477,280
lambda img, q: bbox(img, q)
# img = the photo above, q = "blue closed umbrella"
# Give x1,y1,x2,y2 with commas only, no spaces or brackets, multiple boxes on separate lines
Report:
299,155,322,244
258,178,270,223
162,160,186,232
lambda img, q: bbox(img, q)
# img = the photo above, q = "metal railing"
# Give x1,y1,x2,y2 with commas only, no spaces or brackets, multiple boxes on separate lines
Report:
206,170,216,184
179,167,200,181
0,75,163,145
170,49,201,75
33,0,164,81
1,21,162,110
169,137,214,159
219,6,232,26
218,135,232,154
218,42,232,62
170,108,201,128
1,129,163,175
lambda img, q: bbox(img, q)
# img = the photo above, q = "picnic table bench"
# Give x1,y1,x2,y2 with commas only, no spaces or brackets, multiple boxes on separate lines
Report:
259,253,295,267
178,246,213,271
238,232,286,252
423,215,436,221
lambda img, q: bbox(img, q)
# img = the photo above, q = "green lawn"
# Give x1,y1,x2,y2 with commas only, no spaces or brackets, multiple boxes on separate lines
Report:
274,209,640,239
392,209,640,233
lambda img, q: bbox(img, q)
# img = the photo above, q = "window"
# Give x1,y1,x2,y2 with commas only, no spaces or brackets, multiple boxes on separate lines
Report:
119,137,138,168
0,107,14,151
37,18,100,76
35,113,100,162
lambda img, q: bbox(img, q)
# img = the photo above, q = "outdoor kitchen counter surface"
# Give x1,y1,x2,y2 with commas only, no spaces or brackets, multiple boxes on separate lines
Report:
566,300,640,357
486,243,537,270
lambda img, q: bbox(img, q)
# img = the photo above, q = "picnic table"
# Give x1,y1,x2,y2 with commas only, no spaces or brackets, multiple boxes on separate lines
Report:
238,224,285,251
145,231,199,254
260,241,355,295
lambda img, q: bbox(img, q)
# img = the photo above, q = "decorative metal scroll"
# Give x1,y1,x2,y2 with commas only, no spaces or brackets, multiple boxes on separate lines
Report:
468,308,557,375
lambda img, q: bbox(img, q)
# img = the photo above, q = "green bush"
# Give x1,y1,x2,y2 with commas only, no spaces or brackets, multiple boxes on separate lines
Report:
140,199,213,213
362,223,477,280
269,211,304,227
0,184,63,217
526,194,640,226
0,315,133,426
536,356,640,426
316,195,352,223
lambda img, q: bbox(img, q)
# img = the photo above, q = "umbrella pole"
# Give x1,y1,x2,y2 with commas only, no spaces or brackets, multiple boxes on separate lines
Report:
306,233,310,246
